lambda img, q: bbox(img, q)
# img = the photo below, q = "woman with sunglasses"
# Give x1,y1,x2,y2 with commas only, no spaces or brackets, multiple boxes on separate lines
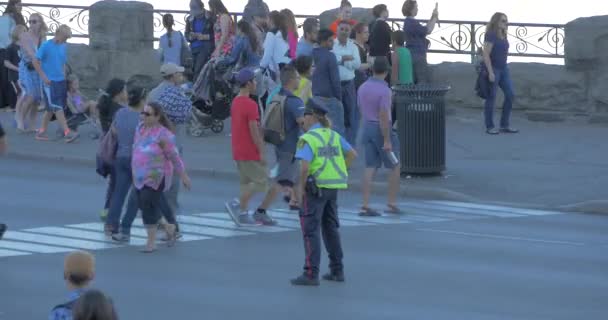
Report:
104,86,148,237
132,102,191,253
14,13,47,132
482,12,518,135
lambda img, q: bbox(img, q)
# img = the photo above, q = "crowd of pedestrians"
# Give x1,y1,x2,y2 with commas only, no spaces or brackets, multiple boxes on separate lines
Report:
0,0,525,315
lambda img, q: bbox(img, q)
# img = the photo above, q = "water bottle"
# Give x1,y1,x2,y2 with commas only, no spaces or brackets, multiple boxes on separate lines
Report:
387,151,399,166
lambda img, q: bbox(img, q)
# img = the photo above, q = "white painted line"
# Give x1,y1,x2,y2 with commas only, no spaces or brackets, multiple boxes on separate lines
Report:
203,212,301,228
270,208,412,225
0,248,32,258
267,211,375,227
425,200,562,216
416,228,585,246
176,224,254,237
26,227,116,243
189,214,294,233
402,201,524,218
67,223,144,238
385,204,482,220
5,231,119,250
0,239,74,253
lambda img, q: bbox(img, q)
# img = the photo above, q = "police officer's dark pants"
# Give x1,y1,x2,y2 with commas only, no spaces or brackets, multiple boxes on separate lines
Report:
299,188,343,278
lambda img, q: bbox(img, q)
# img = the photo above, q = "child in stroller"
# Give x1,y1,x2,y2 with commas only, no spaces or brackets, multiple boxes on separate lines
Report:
188,58,240,136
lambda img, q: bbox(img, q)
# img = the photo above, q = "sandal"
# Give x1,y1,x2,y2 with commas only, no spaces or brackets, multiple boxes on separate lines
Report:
359,207,381,217
385,204,403,214
140,247,156,253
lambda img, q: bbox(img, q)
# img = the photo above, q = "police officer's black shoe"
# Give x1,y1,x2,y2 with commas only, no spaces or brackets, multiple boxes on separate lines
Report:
0,223,6,240
322,272,345,282
290,274,320,286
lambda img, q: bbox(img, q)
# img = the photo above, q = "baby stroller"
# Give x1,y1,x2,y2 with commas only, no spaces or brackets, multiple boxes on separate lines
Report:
181,82,225,137
189,58,237,137
54,90,102,140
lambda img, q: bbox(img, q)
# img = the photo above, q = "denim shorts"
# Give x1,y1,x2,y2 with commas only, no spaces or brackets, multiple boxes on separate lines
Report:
362,121,400,169
43,80,67,112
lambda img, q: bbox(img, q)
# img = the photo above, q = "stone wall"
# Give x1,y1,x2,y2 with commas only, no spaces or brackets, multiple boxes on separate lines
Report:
432,14,608,121
69,1,161,95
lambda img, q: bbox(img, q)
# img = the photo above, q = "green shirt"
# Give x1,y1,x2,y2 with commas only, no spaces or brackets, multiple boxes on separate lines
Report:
395,47,414,85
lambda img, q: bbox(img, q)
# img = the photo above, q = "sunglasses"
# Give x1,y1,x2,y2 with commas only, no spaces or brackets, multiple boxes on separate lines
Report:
29,20,38,24
141,111,153,117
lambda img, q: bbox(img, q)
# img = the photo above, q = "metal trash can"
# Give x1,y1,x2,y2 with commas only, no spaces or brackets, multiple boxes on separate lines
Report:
393,84,451,175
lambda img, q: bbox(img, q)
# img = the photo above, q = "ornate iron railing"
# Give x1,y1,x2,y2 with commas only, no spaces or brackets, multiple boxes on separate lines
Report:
1,3,565,61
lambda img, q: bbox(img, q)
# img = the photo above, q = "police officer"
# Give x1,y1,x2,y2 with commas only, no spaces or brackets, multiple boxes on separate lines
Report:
290,98,358,286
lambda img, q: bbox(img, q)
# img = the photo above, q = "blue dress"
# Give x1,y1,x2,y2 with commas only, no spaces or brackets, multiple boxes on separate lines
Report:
18,35,42,102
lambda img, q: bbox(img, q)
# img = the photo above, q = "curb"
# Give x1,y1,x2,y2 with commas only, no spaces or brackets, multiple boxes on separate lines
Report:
9,151,604,214
7,151,478,203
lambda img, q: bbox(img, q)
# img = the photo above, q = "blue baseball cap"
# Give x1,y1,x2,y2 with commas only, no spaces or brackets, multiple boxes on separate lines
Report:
235,68,256,85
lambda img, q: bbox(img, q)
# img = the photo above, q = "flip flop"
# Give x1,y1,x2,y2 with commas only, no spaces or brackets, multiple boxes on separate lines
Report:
140,247,156,253
385,204,403,214
359,207,381,217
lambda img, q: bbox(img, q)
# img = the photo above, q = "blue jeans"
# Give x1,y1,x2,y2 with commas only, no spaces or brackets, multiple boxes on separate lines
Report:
341,80,359,144
313,96,345,137
484,67,515,129
106,157,133,231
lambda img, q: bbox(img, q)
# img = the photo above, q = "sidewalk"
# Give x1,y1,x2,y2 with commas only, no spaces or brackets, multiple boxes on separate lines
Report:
2,109,607,213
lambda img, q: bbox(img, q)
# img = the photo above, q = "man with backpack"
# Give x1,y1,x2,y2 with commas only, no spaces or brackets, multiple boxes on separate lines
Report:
262,64,306,211
49,250,96,320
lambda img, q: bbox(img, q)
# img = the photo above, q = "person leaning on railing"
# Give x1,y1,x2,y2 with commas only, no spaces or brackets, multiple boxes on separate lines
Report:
401,0,438,84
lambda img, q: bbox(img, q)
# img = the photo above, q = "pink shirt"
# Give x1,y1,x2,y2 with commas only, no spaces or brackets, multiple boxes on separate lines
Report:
132,124,185,191
287,30,298,60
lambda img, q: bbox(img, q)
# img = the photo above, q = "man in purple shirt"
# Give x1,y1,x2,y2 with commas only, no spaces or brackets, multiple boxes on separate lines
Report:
357,57,401,216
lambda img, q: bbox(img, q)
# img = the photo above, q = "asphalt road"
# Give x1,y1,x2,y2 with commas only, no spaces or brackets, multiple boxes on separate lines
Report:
1,159,607,320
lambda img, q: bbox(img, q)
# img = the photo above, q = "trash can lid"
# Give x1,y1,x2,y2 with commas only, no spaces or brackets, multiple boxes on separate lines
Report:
392,83,451,97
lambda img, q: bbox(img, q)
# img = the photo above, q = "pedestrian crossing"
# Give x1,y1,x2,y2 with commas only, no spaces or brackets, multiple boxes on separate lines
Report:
0,200,568,259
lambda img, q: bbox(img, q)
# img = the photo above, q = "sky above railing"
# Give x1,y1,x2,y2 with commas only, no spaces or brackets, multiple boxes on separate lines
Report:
43,0,603,23
17,0,607,65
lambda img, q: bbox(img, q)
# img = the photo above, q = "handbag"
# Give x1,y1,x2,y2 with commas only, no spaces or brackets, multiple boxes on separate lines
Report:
97,128,118,165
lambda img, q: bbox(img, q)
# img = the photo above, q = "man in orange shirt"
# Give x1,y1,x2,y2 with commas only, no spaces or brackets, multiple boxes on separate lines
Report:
329,0,357,35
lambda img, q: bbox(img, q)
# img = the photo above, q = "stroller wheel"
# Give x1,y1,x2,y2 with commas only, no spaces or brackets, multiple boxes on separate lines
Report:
211,119,224,133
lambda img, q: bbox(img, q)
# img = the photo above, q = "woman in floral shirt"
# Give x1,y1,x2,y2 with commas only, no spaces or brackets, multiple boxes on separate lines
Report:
132,102,192,253
209,0,235,58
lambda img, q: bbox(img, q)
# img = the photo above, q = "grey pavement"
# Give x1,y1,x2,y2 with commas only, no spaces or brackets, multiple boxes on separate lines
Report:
1,108,607,212
1,158,607,319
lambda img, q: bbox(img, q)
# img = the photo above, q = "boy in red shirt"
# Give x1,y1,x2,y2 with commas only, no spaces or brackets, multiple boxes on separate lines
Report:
225,68,277,226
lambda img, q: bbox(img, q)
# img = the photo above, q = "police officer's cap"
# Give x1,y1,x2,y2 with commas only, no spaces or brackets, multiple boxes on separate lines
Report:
304,98,329,116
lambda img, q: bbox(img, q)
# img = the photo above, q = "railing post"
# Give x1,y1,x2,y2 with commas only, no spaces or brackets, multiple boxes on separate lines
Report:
470,23,476,64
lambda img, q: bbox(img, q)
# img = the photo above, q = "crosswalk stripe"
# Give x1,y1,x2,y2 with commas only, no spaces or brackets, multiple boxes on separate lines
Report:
266,211,376,227
126,224,211,242
189,214,294,232
377,203,485,220
5,231,119,250
175,223,254,238
270,208,413,225
0,248,32,257
425,200,562,216
25,227,117,243
57,226,148,246
0,239,74,253
400,201,524,218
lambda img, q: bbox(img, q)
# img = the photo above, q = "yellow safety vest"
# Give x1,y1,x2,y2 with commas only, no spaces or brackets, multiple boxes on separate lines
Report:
298,127,348,189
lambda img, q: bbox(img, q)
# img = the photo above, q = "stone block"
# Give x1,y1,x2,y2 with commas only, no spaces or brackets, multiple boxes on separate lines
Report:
88,1,155,52
509,63,588,113
564,15,608,70
67,43,161,92
319,7,374,29
432,62,589,113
